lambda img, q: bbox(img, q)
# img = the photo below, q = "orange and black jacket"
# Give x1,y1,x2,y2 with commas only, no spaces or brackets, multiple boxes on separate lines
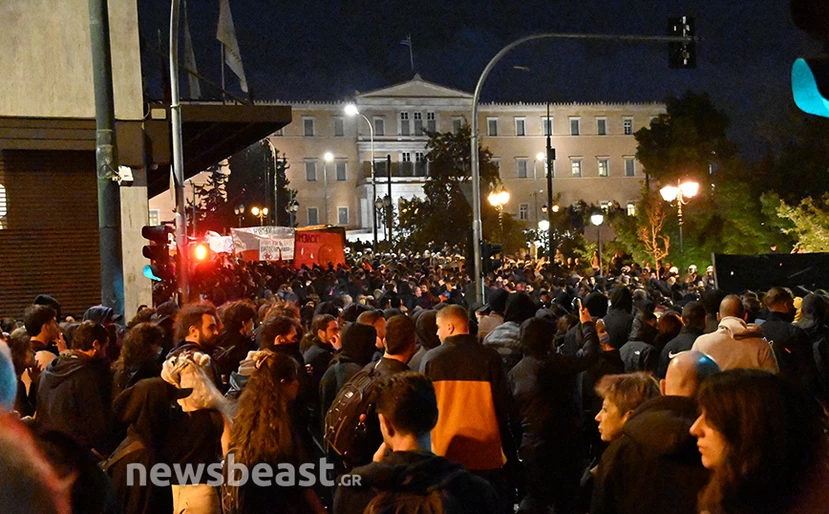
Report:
418,334,517,471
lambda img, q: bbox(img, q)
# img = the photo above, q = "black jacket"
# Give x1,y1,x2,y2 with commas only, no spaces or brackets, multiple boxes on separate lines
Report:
319,322,376,420
303,336,335,394
333,450,500,514
591,396,709,514
509,321,600,450
762,311,820,394
619,340,658,374
36,352,114,453
213,329,255,382
658,327,704,378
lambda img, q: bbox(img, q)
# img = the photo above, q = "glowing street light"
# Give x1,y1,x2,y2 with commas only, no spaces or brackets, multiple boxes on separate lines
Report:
250,206,269,226
538,219,550,231
488,188,510,246
591,213,605,276
660,179,699,253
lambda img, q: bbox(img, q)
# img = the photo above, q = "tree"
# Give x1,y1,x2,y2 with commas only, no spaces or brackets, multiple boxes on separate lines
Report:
396,124,502,253
188,165,235,234
227,140,295,227
775,193,829,252
637,190,671,270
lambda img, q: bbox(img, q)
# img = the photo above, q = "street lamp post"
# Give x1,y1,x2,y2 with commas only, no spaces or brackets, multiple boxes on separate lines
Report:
537,219,550,257
487,189,510,246
264,139,279,225
344,103,377,250
533,152,545,222
660,180,699,253
234,204,245,227
591,213,605,275
323,151,334,225
286,198,299,228
250,206,269,226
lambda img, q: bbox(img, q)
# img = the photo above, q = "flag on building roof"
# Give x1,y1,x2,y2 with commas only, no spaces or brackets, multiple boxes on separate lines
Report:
216,0,248,93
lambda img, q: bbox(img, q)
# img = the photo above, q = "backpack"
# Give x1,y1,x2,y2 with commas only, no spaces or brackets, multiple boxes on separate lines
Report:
363,468,466,514
323,362,381,467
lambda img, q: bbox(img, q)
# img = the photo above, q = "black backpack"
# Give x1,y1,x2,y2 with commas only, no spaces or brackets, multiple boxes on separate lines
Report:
324,362,381,467
363,468,466,514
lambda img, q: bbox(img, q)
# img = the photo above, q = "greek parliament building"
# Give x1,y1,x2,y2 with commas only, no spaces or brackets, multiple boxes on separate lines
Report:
150,75,665,241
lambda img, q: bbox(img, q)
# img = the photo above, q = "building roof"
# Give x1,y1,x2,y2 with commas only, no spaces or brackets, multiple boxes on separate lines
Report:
356,74,473,100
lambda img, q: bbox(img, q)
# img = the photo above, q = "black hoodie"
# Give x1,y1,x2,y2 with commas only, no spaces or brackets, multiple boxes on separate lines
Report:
36,351,114,453
591,396,709,514
408,310,440,371
333,450,500,514
319,322,376,419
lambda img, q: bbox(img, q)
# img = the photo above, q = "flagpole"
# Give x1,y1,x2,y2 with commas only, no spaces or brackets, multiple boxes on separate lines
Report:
220,42,226,103
408,34,414,72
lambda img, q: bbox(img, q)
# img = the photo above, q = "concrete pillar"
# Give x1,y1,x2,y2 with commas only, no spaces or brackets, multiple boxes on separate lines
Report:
120,167,152,320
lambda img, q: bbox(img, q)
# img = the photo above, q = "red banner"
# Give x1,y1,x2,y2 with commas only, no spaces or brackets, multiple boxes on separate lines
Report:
293,228,346,269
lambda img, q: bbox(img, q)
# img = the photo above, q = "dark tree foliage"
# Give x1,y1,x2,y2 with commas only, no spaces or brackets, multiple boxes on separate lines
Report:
226,140,294,227
396,124,502,253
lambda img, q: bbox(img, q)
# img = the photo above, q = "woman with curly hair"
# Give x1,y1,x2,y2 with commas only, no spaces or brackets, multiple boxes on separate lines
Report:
225,352,326,514
111,323,163,397
690,369,829,514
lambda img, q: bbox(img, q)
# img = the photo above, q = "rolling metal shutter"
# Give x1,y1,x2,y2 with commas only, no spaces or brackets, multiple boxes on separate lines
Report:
0,150,101,319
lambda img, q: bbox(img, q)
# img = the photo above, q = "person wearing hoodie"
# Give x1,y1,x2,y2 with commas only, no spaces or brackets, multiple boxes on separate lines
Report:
478,288,509,342
658,302,707,378
590,351,720,514
319,321,377,420
36,320,114,454
691,295,779,373
333,372,499,514
602,287,634,350
408,309,440,371
483,292,538,373
509,304,600,514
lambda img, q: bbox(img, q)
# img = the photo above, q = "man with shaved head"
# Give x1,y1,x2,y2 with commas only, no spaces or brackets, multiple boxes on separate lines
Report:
591,351,721,514
690,294,779,373
419,304,517,512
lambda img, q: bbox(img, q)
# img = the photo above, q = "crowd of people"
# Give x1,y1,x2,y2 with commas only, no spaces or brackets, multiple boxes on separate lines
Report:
1,251,829,514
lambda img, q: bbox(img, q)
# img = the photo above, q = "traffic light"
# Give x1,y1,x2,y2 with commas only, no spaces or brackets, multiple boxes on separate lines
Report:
191,243,210,262
141,225,173,282
668,16,696,69
482,241,503,274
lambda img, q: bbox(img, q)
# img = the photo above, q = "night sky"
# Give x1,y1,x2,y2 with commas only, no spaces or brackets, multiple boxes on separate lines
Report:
139,0,821,159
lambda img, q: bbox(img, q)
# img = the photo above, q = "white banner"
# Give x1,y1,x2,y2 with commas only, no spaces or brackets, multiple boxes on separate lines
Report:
231,227,294,261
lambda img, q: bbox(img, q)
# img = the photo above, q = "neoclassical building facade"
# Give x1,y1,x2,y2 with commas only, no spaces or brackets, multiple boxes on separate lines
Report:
152,75,665,241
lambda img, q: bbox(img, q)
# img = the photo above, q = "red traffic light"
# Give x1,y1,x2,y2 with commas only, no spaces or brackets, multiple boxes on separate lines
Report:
193,243,209,261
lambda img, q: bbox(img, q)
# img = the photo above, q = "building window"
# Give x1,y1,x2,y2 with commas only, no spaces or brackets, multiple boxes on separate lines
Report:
519,203,529,221
570,117,580,136
597,118,607,136
415,152,426,176
542,117,553,136
627,202,636,216
414,112,423,134
333,117,344,137
149,209,160,226
375,158,388,176
624,157,635,177
544,160,557,178
487,118,499,136
571,158,582,177
338,207,349,225
305,161,317,182
374,117,385,136
623,117,633,135
515,117,527,136
303,118,315,136
452,117,463,134
400,112,410,136
307,207,319,225
517,159,528,179
598,158,609,177
336,161,347,181
401,152,412,175
427,112,436,132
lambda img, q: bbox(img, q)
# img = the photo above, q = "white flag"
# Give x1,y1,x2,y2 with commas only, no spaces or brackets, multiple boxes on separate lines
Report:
216,0,248,93
183,0,201,98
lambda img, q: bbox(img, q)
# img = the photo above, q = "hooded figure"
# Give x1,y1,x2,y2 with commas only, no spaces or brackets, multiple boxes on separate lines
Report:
691,317,779,373
106,378,187,514
483,292,538,373
602,287,634,350
408,310,440,371
319,322,377,419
